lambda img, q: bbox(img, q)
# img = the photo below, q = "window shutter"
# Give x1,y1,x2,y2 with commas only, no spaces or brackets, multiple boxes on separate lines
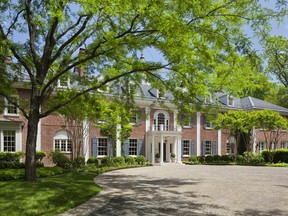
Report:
202,141,206,156
190,116,194,128
203,115,207,128
190,140,195,156
91,138,98,156
124,139,129,156
212,141,216,155
137,139,144,155
181,140,184,156
108,138,113,157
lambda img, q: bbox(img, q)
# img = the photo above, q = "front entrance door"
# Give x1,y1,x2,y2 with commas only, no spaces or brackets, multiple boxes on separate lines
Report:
163,143,167,162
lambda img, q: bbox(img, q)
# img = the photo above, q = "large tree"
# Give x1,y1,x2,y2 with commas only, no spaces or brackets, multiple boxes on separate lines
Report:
0,0,286,182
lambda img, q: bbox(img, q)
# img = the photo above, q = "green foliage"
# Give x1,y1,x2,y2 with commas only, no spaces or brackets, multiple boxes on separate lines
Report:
113,156,125,166
50,149,72,169
72,157,85,168
100,157,114,167
155,153,160,159
205,155,214,163
36,151,46,162
197,156,205,163
135,155,146,165
125,156,135,165
0,152,24,163
262,149,288,163
220,155,232,162
213,155,221,162
249,153,265,165
87,157,99,166
236,155,245,163
170,153,176,158
188,156,198,164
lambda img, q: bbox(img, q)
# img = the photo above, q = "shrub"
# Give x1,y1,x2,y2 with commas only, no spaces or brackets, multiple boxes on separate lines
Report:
100,157,114,167
113,156,125,166
250,153,265,164
73,157,85,168
197,156,205,163
0,169,25,181
0,152,24,163
135,155,146,165
125,156,135,165
274,149,288,163
213,155,221,162
205,155,214,163
36,167,64,178
170,153,176,158
36,151,46,162
236,155,245,163
188,156,198,164
220,155,232,162
50,149,72,169
87,157,99,166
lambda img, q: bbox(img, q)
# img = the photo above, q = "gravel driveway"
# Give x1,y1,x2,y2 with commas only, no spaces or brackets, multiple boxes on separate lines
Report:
61,164,288,216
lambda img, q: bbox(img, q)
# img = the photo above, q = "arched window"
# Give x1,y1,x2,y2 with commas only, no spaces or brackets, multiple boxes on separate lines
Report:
154,111,169,131
54,129,72,153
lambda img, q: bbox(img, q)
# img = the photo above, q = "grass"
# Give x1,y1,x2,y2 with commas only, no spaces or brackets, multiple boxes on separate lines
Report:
0,171,101,216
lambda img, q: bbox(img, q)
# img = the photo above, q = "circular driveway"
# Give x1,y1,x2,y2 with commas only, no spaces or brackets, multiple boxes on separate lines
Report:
62,164,288,216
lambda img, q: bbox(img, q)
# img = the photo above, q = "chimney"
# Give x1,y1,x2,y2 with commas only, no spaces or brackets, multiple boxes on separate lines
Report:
74,48,86,77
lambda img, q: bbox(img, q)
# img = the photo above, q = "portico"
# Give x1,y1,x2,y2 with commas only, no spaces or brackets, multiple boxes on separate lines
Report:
146,124,182,164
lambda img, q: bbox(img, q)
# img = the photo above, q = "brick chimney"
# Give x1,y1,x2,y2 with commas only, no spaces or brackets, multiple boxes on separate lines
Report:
74,48,86,77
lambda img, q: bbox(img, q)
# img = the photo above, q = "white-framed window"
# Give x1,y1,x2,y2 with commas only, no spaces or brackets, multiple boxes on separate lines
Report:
280,142,288,149
183,140,190,155
258,142,265,152
3,130,16,152
98,138,108,156
129,138,138,156
4,96,19,115
54,129,72,153
181,114,194,128
228,95,234,106
204,115,214,129
226,136,236,154
57,77,70,89
205,141,212,155
153,111,169,131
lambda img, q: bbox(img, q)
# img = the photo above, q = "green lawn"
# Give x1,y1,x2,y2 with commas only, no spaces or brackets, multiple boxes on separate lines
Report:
0,172,101,216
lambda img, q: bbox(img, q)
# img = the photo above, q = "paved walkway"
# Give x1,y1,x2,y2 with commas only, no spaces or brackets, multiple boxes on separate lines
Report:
60,164,288,216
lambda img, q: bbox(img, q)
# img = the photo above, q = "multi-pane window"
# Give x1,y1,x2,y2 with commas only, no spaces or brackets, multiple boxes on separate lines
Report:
98,138,108,156
258,142,265,152
183,140,190,155
5,97,18,115
3,130,16,152
157,113,165,130
226,143,235,154
129,139,138,156
280,142,288,149
205,141,212,155
54,139,72,152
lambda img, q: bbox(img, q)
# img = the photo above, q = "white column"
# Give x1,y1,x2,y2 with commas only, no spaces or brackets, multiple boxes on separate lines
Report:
177,136,182,163
83,119,89,161
174,110,178,130
196,112,201,156
252,127,257,153
116,124,121,156
160,135,164,163
152,135,155,164
218,129,222,156
36,119,41,151
145,107,151,131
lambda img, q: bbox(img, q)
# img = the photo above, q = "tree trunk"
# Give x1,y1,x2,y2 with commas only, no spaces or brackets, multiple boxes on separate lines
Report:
24,108,40,182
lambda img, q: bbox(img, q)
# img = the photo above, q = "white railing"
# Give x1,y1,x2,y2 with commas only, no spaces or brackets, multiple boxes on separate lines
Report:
150,124,182,132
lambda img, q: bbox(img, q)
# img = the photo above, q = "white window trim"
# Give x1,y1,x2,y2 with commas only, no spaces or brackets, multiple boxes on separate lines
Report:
129,138,138,156
4,96,19,116
97,137,108,157
0,124,22,152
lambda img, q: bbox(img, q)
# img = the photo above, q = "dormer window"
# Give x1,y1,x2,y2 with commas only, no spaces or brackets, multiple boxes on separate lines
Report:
228,95,234,106
4,96,19,115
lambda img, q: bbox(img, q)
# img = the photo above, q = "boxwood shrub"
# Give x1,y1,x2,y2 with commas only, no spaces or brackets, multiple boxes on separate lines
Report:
113,156,125,165
135,155,146,165
205,155,214,163
100,157,114,167
220,155,232,162
188,156,198,163
125,156,135,165
274,149,288,163
213,155,221,162
87,157,99,166
197,156,205,163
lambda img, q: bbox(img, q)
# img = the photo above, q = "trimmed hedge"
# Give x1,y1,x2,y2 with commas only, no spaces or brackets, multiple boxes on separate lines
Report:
262,149,288,163
125,156,135,165
135,155,146,165
87,157,99,166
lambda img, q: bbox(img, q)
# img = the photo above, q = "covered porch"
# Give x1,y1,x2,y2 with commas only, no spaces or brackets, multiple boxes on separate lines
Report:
146,125,182,164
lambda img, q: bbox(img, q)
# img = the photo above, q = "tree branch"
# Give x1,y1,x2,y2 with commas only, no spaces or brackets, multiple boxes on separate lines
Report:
6,9,25,37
